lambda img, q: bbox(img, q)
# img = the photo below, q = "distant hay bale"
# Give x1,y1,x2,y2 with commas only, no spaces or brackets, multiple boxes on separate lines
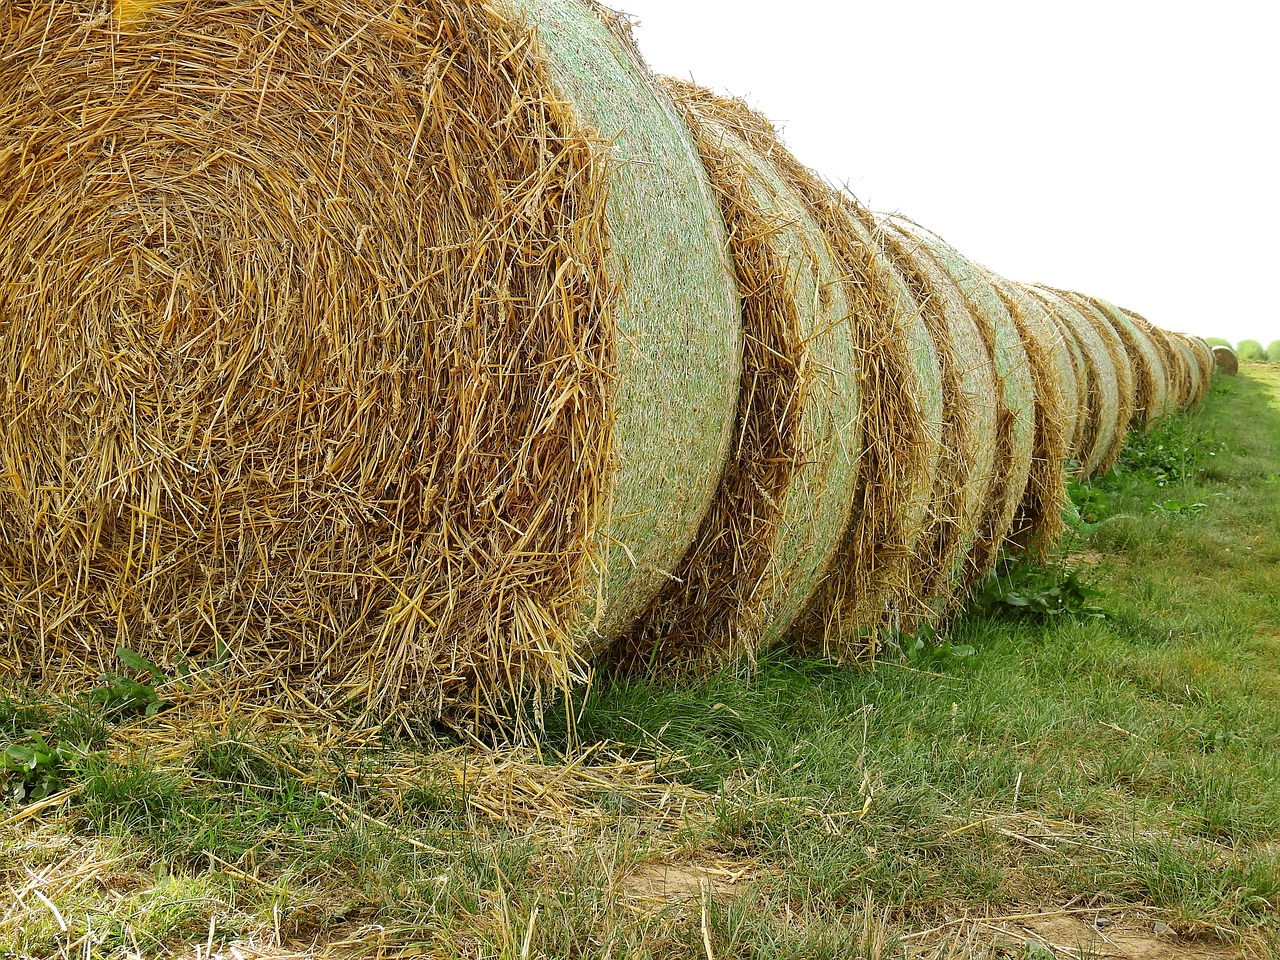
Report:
1082,296,1168,428
1212,345,1239,376
1031,290,1121,479
896,226,1036,584
984,277,1071,559
0,0,744,720
609,82,861,677
872,219,999,626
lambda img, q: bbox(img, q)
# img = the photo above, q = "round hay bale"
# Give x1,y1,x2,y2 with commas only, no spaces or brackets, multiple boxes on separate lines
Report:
780,197,944,659
872,218,1000,626
983,277,1071,560
1123,309,1189,417
1175,333,1213,407
0,0,743,720
1083,296,1168,429
896,226,1036,584
690,102,945,659
1163,334,1203,410
1212,345,1240,376
1030,291,1090,465
608,82,861,677
1030,289,1121,480
1054,291,1137,475
1191,337,1215,399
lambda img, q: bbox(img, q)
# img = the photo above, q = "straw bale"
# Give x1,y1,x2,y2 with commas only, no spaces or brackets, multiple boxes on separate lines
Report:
1029,292,1090,464
510,0,744,649
0,0,742,722
1082,296,1168,428
1030,289,1121,479
785,198,943,656
871,218,1000,625
983,277,1071,559
1187,336,1215,404
609,83,861,676
1212,345,1239,376
674,108,947,659
1124,309,1188,417
1054,292,1137,475
897,226,1036,583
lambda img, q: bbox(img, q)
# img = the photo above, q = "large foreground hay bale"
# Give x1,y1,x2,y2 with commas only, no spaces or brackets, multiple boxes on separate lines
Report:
984,278,1071,559
897,226,1036,583
1212,345,1239,376
609,83,861,676
872,219,1000,625
0,0,743,720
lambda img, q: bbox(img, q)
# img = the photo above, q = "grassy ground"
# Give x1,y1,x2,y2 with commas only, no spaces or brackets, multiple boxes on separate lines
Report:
3,363,1279,959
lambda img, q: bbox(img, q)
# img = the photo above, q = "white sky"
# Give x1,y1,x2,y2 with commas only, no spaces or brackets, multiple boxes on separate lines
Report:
614,0,1279,347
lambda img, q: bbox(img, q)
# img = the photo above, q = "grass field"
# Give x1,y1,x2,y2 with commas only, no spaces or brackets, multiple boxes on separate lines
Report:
4,364,1279,960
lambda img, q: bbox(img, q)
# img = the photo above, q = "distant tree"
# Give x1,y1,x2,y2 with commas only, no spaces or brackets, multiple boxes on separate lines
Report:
1266,341,1280,363
1204,336,1232,348
1237,339,1266,361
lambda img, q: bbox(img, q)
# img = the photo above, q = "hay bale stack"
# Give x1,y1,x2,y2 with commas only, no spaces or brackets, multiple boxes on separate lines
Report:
608,83,861,676
1082,296,1169,428
1212,345,1240,376
0,0,744,719
1031,290,1121,478
890,227,1035,583
984,278,1071,559
870,219,1000,624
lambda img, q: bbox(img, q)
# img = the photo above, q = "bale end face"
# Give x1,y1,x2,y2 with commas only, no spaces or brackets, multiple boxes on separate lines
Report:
1212,345,1239,376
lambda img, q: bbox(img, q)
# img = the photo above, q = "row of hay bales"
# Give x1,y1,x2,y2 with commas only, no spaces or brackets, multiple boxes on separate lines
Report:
0,0,1215,724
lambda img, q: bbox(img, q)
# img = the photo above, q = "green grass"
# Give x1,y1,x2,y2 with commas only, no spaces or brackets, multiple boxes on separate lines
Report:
4,367,1280,959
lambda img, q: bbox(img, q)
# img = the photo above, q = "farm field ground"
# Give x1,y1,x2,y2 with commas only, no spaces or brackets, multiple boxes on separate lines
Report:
3,364,1279,960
